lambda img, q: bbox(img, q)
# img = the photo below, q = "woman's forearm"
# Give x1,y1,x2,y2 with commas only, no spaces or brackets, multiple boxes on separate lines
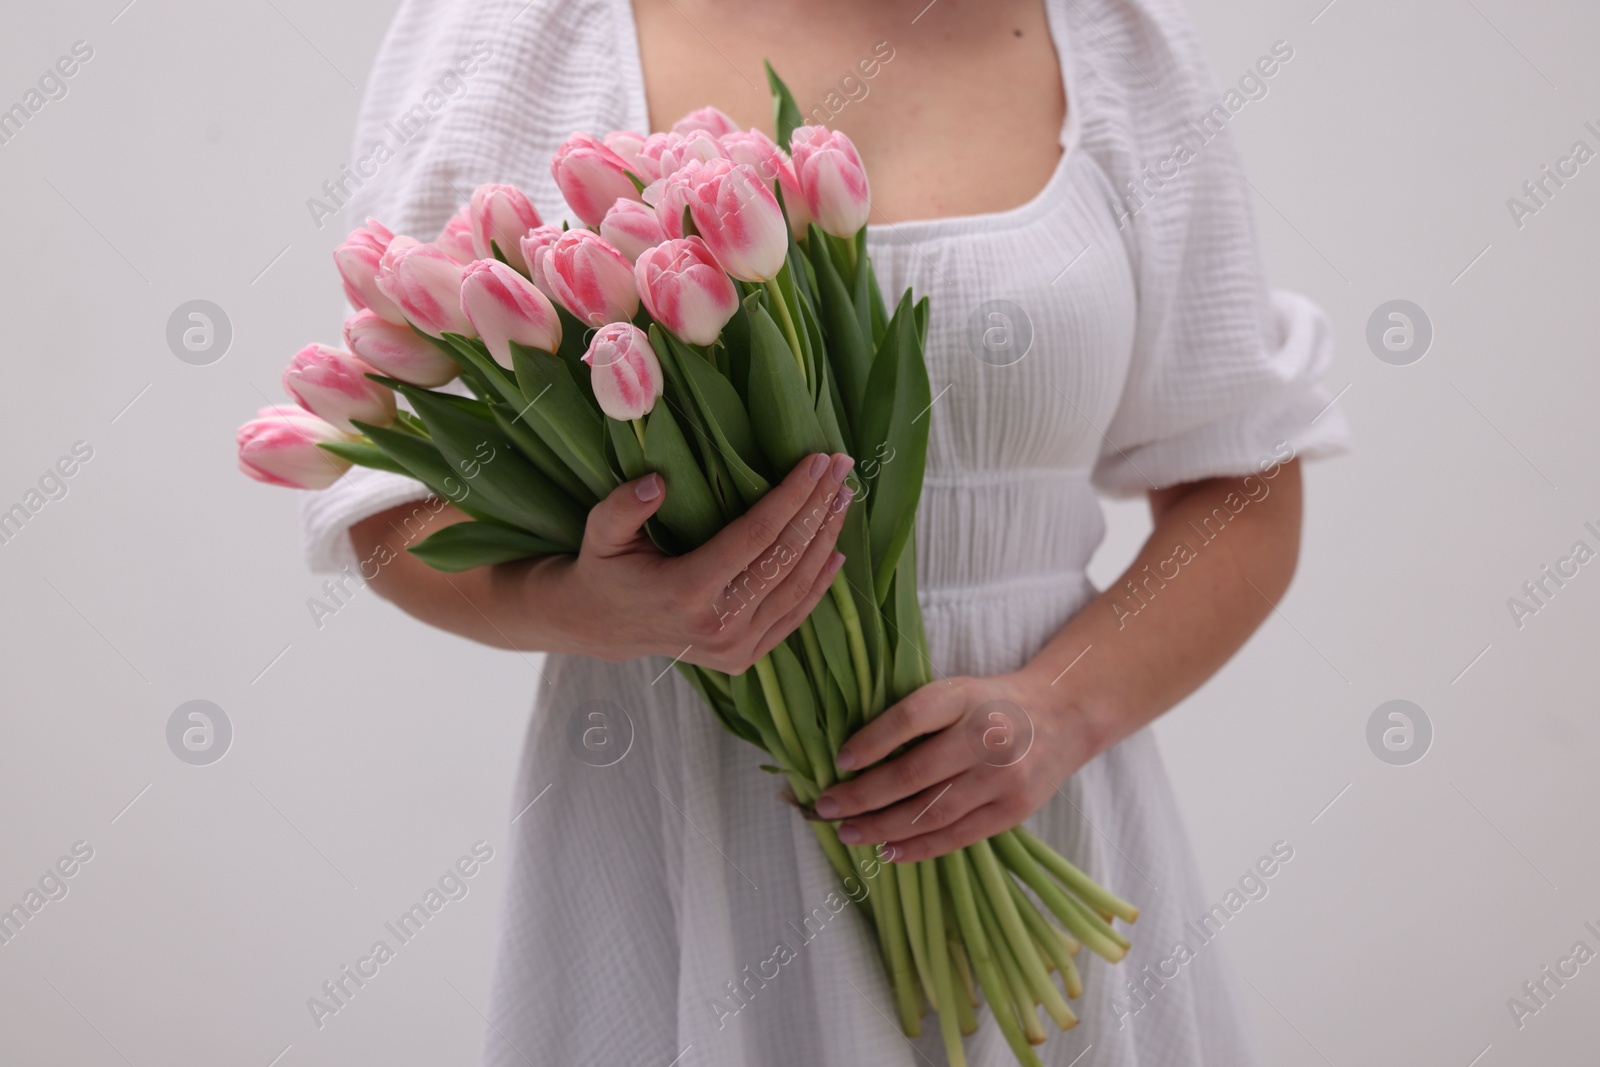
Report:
349,499,575,653
1017,458,1304,756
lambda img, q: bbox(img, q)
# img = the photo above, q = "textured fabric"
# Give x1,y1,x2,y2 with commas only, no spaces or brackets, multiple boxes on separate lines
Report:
301,0,1349,1063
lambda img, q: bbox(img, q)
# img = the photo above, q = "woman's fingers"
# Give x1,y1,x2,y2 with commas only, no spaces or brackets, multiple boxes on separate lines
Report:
748,482,853,634
751,549,847,663
834,769,993,847
817,725,971,820
692,452,853,588
880,802,1020,865
835,680,969,772
581,473,667,557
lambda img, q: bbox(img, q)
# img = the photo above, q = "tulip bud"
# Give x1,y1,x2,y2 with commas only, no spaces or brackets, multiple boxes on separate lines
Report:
237,405,353,490
334,219,406,324
460,259,563,368
543,229,639,327
645,168,694,240
518,224,565,301
376,241,473,337
671,106,740,139
604,130,649,176
638,131,723,184
685,159,790,282
775,159,814,241
789,126,871,238
582,323,663,421
551,132,644,227
344,309,460,388
435,205,476,264
468,183,543,273
719,129,785,188
635,237,739,346
600,198,669,262
283,344,397,434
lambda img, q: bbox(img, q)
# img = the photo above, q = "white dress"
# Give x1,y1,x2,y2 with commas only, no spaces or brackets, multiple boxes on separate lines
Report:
302,1,1349,1063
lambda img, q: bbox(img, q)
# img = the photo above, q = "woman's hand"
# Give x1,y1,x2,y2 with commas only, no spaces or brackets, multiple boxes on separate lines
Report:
812,672,1103,864
549,452,855,672
352,452,855,671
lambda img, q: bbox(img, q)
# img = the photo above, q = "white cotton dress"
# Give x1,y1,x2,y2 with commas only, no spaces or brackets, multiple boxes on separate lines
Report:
302,0,1349,1062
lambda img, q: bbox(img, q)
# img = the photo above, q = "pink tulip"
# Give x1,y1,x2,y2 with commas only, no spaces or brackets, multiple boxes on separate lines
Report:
638,131,722,183
334,219,405,324
468,183,542,272
518,224,565,301
635,237,739,346
719,129,785,188
604,130,649,176
237,405,353,490
543,229,639,327
460,259,563,368
376,241,473,337
343,309,460,388
775,158,814,240
583,323,663,421
435,205,476,264
283,344,397,434
645,168,694,240
600,198,669,262
684,159,790,282
671,106,741,139
789,125,871,238
550,132,643,227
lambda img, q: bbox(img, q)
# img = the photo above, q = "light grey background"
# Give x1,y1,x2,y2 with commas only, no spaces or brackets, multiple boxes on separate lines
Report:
2,1,1596,1065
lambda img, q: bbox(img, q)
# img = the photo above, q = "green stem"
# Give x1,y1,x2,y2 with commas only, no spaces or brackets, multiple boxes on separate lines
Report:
754,654,813,782
993,831,1128,962
971,840,1075,1031
896,861,936,1009
921,861,968,1067
878,863,924,1036
1013,826,1140,924
940,853,1042,1067
829,575,874,719
973,866,1045,1045
762,277,807,384
630,417,647,452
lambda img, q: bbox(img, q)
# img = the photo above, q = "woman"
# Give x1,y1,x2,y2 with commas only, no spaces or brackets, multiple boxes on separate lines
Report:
305,0,1347,1062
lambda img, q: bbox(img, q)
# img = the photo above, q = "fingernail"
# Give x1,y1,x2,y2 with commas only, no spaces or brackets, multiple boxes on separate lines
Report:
634,474,661,501
826,551,846,578
808,453,829,479
835,486,855,510
830,453,855,483
835,747,857,770
837,825,862,845
815,796,840,819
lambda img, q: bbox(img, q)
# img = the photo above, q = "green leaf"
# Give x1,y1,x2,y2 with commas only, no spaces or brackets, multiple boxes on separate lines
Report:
643,403,722,549
552,305,601,411
353,420,494,522
439,333,524,407
729,668,795,774
668,333,772,508
510,341,615,500
807,592,860,724
401,386,588,549
490,403,599,507
745,298,829,474
408,520,564,572
770,640,832,784
318,439,411,477
764,60,805,150
854,294,932,602
888,546,930,702
808,226,873,429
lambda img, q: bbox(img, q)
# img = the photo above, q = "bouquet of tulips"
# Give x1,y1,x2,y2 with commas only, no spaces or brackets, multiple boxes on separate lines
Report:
238,67,1136,1066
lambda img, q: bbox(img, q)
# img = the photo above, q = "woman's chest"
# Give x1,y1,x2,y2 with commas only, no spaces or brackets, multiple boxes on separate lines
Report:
628,0,1069,224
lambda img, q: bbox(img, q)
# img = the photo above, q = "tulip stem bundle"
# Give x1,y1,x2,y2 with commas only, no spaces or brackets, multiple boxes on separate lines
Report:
237,65,1136,1067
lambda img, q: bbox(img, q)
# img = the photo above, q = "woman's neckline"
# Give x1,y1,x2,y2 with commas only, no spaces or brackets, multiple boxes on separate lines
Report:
612,0,1083,242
